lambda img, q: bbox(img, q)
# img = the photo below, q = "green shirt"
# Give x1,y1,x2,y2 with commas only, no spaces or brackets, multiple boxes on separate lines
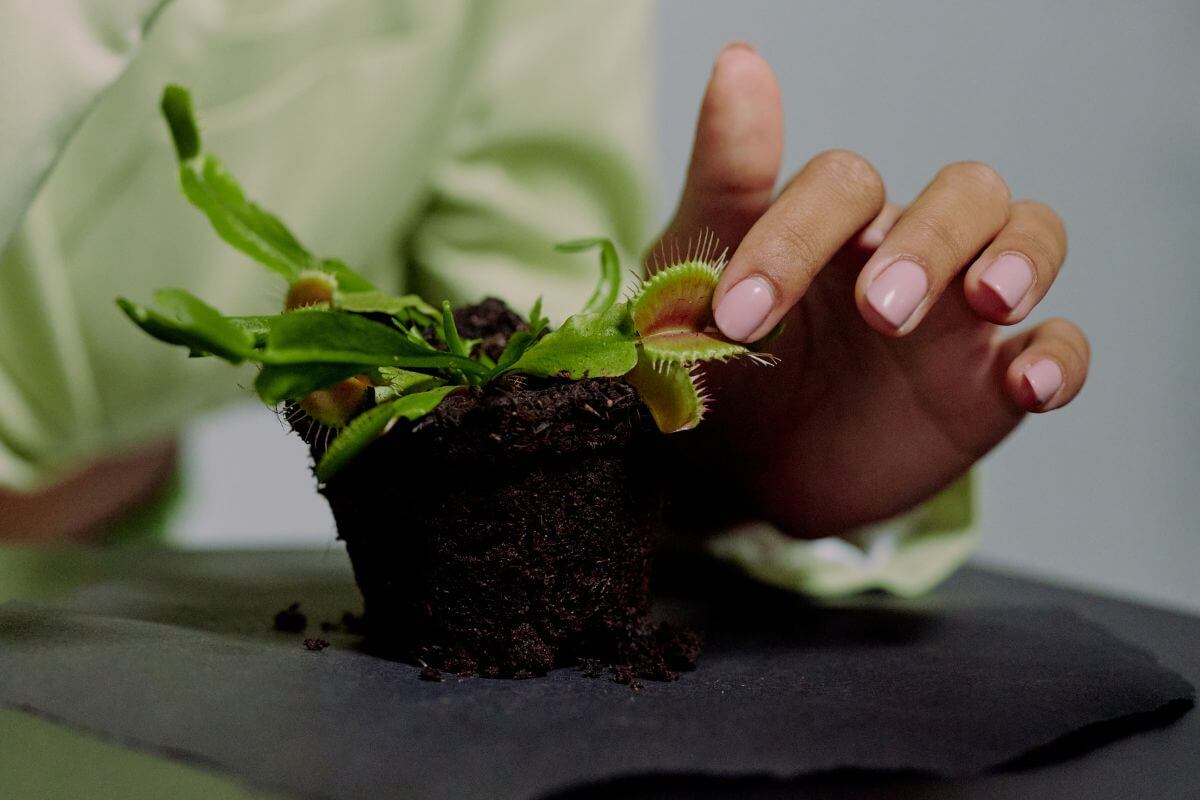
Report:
0,0,974,595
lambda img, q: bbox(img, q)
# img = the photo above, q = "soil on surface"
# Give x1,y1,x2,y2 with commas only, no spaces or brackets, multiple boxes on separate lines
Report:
295,299,699,681
273,602,307,633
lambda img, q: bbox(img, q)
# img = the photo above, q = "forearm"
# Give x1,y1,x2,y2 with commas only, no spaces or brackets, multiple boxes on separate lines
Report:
0,438,177,542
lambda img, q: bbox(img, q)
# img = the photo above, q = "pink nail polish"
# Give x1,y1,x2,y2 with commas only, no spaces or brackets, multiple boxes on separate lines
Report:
714,276,774,342
866,260,927,329
858,226,885,250
980,253,1035,310
1023,359,1063,404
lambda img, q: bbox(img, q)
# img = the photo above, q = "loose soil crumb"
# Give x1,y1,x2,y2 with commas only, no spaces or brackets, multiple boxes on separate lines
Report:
274,602,306,634
418,665,445,683
320,611,366,635
577,620,703,687
303,638,331,652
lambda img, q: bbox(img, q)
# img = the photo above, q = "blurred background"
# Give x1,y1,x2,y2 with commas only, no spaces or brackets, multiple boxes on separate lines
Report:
175,1,1200,611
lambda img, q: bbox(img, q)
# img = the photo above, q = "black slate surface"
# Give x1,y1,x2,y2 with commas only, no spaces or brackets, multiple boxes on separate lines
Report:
0,553,1192,800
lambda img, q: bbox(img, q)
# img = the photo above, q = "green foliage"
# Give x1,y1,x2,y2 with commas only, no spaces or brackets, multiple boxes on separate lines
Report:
631,258,750,367
625,355,707,433
256,363,365,406
486,297,550,380
375,367,446,400
440,301,469,358
121,85,778,477
314,386,459,481
556,238,621,315
263,310,482,371
507,302,638,379
160,85,199,161
161,84,374,291
118,291,253,363
335,290,439,326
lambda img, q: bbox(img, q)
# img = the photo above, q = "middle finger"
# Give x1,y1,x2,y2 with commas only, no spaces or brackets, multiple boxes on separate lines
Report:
855,161,1012,335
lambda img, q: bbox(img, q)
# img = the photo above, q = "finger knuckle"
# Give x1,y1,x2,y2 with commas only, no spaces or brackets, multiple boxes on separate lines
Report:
1014,199,1068,249
941,161,1011,203
1043,318,1090,362
909,214,970,260
809,149,885,206
773,216,824,269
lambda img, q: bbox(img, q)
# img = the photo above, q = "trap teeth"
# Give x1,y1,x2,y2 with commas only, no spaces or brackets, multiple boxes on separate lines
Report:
285,270,337,310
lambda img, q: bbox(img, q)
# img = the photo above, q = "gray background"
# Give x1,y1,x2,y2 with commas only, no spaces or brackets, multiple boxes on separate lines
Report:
175,1,1200,612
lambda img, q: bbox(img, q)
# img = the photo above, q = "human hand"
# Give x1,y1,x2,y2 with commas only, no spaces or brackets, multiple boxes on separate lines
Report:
656,44,1090,537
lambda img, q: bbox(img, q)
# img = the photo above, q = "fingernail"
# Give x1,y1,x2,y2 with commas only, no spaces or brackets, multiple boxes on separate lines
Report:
1023,359,1063,404
866,260,927,329
721,40,757,54
714,276,774,342
858,225,886,250
980,253,1035,310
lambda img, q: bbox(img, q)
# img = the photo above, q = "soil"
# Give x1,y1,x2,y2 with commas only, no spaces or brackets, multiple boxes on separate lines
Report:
274,602,307,633
296,298,700,681
319,611,366,634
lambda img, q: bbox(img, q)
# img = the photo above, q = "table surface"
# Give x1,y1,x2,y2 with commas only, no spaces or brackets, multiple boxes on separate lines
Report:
0,548,1196,800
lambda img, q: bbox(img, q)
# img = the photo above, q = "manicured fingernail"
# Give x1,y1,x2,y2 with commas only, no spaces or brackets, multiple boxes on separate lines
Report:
1023,359,1063,404
866,260,927,329
714,276,774,342
858,225,886,249
980,253,1035,310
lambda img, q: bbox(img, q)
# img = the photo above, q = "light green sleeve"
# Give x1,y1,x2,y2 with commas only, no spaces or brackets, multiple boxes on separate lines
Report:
0,0,655,491
0,0,170,488
0,0,166,249
405,0,656,321
706,474,977,597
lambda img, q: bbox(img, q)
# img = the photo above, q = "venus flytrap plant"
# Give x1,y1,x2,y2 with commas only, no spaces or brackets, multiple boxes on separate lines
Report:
119,85,774,480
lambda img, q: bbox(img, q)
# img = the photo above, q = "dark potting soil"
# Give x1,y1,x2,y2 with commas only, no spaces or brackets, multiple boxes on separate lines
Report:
293,299,699,682
416,297,530,362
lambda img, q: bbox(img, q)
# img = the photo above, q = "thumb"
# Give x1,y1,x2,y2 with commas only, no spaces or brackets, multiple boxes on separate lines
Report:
653,43,784,267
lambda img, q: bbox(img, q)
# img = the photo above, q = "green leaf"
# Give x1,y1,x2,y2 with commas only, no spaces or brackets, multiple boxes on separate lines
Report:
160,85,199,161
255,363,366,405
160,85,375,292
486,329,537,380
556,238,622,315
624,350,706,433
630,256,750,365
508,302,637,379
315,386,458,481
259,310,484,377
116,292,253,363
440,300,469,358
528,296,548,331
178,155,311,282
153,289,255,361
375,367,446,401
336,290,440,324
631,258,720,336
488,296,551,379
227,316,274,347
319,258,375,293
640,331,748,366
